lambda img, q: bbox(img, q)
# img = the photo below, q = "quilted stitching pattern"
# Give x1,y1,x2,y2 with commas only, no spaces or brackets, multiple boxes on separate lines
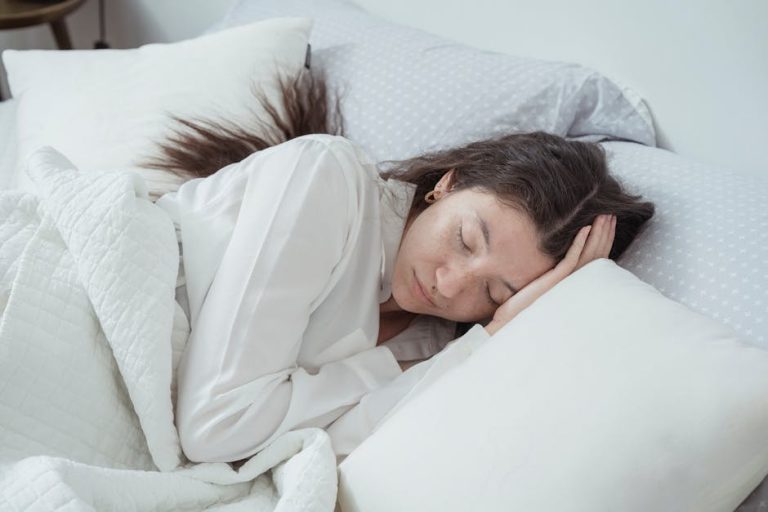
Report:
0,148,338,511
0,192,38,313
1,211,155,471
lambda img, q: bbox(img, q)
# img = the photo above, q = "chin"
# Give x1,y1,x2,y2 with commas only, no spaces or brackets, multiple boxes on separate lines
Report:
392,284,421,315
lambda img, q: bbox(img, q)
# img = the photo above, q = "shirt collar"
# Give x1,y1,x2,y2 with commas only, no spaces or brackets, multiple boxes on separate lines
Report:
378,177,417,303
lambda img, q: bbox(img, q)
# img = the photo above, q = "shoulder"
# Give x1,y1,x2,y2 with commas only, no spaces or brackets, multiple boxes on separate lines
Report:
280,134,374,164
290,135,377,173
279,134,381,192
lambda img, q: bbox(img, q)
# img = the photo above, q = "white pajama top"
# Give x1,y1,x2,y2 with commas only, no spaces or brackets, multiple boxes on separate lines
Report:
156,134,490,464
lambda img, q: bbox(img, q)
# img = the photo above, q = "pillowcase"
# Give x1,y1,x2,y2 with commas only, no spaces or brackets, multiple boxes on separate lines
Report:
210,0,656,163
0,99,17,189
604,141,768,352
2,17,312,200
337,259,768,512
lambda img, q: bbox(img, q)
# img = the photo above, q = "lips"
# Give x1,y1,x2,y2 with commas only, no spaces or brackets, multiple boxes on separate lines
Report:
413,270,436,307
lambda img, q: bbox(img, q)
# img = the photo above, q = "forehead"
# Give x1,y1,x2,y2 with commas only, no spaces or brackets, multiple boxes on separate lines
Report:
448,188,531,236
449,188,554,284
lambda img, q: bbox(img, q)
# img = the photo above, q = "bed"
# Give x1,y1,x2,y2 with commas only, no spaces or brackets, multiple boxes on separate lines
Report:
1,0,766,510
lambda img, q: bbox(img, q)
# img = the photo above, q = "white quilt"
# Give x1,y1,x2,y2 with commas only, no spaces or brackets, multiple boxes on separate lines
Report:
0,148,338,511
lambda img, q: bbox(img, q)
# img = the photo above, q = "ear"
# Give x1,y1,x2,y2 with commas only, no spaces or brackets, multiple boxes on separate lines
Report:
435,168,457,193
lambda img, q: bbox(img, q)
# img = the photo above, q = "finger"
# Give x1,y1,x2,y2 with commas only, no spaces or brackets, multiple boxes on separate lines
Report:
592,214,612,258
577,215,608,267
602,214,617,258
580,214,607,262
593,214,615,259
557,225,591,274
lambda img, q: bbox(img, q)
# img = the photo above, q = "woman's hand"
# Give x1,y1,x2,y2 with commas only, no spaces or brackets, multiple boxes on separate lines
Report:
575,213,616,271
484,214,616,336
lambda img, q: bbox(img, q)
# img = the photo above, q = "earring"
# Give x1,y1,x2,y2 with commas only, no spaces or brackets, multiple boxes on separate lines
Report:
425,190,442,204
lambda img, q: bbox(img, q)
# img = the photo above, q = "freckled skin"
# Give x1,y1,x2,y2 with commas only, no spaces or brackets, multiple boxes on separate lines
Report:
389,174,555,324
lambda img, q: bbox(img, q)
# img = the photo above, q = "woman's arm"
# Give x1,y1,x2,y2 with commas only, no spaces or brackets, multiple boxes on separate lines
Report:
174,135,402,463
326,324,490,460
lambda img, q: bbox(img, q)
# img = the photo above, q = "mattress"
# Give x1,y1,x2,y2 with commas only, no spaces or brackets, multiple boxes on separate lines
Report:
0,98,18,189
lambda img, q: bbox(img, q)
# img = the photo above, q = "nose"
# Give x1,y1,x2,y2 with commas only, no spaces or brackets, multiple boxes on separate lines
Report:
435,260,474,300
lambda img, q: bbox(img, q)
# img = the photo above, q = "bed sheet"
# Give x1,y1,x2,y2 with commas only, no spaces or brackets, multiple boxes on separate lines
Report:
0,98,17,189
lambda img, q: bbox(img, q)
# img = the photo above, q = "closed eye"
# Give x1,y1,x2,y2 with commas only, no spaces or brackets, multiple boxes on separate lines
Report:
456,223,471,252
459,222,499,307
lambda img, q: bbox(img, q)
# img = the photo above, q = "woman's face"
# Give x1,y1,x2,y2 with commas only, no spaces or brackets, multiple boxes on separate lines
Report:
391,172,556,323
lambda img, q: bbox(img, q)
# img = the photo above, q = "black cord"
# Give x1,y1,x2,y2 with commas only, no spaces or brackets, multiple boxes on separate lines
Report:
94,0,110,49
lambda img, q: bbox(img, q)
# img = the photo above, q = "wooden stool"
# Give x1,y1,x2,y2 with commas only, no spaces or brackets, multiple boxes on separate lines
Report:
0,0,87,49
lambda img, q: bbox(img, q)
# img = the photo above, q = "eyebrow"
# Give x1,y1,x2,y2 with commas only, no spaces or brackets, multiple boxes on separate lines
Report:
473,210,519,295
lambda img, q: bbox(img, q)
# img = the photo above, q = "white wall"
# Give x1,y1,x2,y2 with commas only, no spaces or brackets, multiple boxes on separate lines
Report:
100,0,236,47
2,0,766,177
352,0,768,177
0,0,235,96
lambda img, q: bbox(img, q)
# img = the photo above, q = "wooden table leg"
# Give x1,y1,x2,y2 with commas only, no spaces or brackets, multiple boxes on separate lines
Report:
50,18,73,50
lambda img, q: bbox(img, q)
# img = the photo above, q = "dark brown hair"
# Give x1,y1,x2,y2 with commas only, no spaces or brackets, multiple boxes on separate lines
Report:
142,68,344,181
146,68,653,263
380,133,654,261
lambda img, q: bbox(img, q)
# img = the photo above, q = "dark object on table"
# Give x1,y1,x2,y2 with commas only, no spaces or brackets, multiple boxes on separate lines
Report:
93,0,108,49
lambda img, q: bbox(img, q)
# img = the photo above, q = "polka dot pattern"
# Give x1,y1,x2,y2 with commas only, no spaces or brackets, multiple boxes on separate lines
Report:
607,141,768,350
211,0,656,163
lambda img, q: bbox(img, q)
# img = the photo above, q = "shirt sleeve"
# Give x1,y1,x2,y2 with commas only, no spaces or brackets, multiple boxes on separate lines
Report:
325,323,490,463
173,135,403,463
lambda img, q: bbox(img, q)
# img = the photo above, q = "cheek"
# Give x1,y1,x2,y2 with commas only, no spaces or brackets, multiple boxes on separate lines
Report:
390,244,416,308
391,257,407,297
390,232,437,314
394,221,428,275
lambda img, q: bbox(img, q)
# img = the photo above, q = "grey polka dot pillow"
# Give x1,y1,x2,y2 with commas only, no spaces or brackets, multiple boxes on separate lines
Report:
608,141,767,351
210,0,656,163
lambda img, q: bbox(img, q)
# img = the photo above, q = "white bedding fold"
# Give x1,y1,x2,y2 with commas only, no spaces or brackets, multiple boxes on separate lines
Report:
0,147,338,511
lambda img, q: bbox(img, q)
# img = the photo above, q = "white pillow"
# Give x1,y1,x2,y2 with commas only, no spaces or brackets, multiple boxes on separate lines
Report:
0,99,18,189
337,259,768,512
211,0,656,163
1,17,312,200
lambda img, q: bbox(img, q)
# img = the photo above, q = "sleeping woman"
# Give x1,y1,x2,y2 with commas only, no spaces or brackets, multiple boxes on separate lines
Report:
148,69,654,465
